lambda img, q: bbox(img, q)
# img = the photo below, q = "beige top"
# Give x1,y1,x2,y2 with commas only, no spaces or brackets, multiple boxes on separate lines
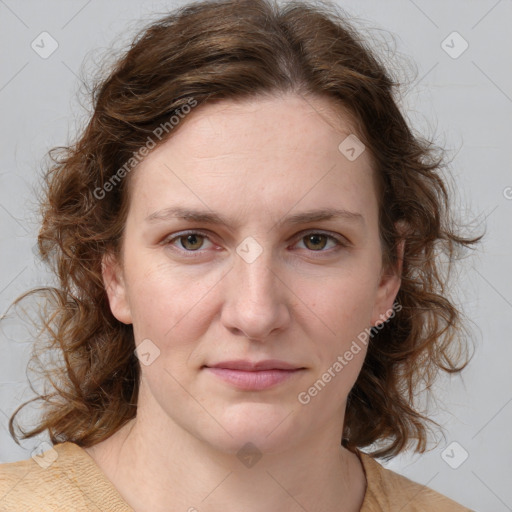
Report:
0,442,473,511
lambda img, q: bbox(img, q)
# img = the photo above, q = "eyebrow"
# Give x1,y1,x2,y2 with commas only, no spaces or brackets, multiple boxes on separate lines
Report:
144,206,365,227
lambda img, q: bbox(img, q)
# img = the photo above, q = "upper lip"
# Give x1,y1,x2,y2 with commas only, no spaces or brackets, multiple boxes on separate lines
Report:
205,360,303,371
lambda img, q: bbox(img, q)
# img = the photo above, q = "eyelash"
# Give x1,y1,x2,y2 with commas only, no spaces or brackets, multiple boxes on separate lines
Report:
162,230,348,257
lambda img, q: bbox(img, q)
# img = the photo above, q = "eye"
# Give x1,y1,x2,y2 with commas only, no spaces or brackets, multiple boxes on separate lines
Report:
164,231,214,252
163,229,348,257
295,232,345,252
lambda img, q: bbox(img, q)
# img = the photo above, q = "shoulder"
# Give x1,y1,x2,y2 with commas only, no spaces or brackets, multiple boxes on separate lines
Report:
0,441,132,511
357,451,475,512
0,442,94,511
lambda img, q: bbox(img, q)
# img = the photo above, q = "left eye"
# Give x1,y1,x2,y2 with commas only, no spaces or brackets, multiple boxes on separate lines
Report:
296,233,340,251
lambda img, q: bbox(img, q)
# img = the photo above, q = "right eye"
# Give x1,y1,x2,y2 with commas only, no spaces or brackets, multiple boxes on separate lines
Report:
163,230,215,254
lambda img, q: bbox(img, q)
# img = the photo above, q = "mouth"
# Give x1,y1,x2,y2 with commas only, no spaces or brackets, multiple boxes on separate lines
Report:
202,359,306,391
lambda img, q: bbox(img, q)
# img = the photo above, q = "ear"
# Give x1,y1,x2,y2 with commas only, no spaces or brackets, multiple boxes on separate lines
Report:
102,251,133,325
370,224,406,326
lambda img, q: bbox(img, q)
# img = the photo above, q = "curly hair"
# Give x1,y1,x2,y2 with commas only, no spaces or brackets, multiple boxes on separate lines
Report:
6,0,481,459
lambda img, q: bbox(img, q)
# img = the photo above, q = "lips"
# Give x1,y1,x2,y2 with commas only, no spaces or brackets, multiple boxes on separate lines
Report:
206,359,303,371
203,359,305,390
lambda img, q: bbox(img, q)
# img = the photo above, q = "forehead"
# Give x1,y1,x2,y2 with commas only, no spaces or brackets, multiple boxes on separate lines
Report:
127,93,378,224
153,94,363,161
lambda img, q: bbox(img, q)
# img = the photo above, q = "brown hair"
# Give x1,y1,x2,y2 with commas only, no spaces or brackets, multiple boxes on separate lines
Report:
6,0,481,459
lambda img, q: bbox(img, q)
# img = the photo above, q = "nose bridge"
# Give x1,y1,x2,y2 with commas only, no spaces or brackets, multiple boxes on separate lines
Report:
233,240,278,301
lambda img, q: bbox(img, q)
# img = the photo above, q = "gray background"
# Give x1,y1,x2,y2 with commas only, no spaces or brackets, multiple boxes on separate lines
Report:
1,1,511,510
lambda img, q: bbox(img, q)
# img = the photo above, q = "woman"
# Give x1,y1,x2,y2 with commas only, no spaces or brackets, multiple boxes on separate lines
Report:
0,0,480,510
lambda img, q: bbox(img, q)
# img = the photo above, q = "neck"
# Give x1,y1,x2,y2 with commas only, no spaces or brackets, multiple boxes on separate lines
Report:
85,402,366,512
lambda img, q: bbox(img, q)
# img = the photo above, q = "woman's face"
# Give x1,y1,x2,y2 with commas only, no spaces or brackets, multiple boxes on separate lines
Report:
103,93,401,454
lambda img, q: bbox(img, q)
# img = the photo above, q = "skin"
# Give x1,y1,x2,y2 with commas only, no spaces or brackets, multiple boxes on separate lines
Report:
85,93,403,512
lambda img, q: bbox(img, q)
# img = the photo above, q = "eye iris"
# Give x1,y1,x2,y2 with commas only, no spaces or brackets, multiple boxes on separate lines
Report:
304,234,327,250
181,234,203,250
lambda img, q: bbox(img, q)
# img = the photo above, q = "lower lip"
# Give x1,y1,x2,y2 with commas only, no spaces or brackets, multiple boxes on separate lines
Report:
204,367,303,390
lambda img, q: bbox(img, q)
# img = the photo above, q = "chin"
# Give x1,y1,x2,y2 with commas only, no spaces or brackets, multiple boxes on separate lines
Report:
203,402,302,455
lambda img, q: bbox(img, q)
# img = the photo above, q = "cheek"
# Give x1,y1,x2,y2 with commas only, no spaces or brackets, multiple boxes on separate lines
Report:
300,264,380,340
125,256,219,346
305,275,377,394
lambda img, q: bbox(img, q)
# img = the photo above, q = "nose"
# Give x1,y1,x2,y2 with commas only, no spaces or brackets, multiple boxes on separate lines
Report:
220,248,291,341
